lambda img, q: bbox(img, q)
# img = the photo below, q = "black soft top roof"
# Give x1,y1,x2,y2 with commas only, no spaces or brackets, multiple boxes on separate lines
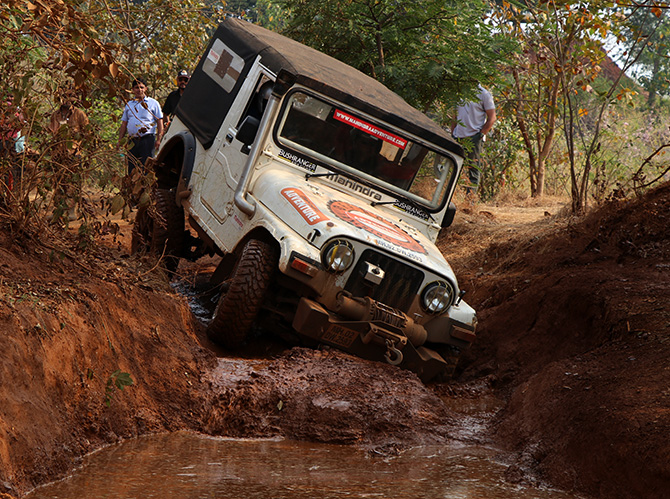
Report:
176,18,462,156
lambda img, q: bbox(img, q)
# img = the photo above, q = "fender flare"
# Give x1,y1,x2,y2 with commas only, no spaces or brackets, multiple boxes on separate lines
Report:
154,131,196,197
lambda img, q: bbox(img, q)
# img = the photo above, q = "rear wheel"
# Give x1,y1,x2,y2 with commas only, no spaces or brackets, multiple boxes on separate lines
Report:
206,239,277,349
131,188,185,275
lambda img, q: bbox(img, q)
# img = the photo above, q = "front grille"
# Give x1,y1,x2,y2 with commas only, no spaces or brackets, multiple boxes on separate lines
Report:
344,249,424,311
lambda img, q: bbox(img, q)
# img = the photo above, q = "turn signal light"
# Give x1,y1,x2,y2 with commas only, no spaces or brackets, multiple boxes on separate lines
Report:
291,257,318,277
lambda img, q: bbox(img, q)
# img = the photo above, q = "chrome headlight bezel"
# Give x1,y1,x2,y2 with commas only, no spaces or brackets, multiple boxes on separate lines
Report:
321,239,355,273
421,280,455,314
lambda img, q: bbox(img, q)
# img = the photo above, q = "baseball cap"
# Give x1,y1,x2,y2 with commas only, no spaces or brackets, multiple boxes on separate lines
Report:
177,70,190,79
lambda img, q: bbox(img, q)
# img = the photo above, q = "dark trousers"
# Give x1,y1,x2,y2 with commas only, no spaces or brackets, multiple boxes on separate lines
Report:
127,134,155,175
457,132,483,192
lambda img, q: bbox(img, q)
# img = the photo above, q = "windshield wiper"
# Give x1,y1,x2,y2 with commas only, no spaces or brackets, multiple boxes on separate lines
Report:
305,171,334,180
371,198,435,222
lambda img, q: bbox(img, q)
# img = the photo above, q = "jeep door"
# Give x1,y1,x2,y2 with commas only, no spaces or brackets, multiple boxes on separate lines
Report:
198,64,275,224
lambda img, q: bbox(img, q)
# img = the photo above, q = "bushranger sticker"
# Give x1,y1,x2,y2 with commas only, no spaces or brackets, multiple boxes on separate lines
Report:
281,188,329,225
329,200,426,254
278,148,318,172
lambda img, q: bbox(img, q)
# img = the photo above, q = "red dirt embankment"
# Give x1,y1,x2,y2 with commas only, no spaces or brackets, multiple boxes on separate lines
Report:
0,235,214,496
439,184,670,498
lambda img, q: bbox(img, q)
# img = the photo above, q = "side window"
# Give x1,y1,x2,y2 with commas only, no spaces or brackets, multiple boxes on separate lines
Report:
236,76,273,128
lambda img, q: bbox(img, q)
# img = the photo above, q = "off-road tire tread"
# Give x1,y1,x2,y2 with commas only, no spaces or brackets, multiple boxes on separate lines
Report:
206,239,277,349
130,188,185,274
130,204,151,254
151,188,185,273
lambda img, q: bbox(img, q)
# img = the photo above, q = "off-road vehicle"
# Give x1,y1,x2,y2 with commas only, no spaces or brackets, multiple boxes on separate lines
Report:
133,18,477,382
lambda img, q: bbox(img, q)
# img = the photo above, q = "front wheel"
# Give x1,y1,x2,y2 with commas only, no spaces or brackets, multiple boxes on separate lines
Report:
131,188,184,275
206,239,277,349
432,345,461,383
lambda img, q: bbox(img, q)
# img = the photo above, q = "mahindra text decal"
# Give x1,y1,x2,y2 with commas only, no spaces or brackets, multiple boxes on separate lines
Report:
329,200,426,254
324,173,383,201
281,188,329,225
333,110,407,150
278,149,317,172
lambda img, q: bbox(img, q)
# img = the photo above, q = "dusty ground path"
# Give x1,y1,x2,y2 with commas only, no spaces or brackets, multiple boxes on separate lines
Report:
0,186,668,498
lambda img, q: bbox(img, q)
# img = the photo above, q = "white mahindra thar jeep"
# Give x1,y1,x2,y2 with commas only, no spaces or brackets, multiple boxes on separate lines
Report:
133,18,477,382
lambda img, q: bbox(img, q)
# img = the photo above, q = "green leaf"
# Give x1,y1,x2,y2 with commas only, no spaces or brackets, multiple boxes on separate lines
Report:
114,371,134,390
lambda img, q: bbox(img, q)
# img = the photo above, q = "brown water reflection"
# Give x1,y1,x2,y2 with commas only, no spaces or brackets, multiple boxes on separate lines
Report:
27,432,580,499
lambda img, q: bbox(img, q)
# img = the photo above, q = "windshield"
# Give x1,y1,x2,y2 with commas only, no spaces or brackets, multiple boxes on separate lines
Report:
276,91,457,211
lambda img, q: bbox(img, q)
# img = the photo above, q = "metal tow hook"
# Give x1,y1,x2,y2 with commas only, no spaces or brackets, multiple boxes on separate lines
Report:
384,339,403,366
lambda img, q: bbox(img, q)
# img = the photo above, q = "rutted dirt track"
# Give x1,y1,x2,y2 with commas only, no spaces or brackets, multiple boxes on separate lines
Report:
0,184,669,498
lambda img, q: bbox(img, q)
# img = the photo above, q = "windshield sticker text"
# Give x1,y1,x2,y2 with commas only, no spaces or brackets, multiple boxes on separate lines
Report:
278,149,317,172
324,174,383,201
328,200,426,254
333,110,407,150
393,201,430,221
282,188,329,225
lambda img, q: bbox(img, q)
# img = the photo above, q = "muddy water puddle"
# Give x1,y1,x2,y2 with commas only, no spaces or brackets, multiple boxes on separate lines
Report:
27,432,580,498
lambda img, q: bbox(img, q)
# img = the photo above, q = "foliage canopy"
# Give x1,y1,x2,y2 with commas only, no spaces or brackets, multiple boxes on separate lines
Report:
276,0,516,113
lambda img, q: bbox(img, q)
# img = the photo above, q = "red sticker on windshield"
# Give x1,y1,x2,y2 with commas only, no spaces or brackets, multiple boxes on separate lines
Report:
282,188,329,225
333,110,407,150
329,200,426,254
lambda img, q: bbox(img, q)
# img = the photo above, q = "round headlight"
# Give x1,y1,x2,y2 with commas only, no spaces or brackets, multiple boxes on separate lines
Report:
421,281,454,314
322,239,355,273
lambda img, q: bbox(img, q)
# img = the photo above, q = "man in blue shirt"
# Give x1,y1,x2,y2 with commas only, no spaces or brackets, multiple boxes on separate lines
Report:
118,78,164,175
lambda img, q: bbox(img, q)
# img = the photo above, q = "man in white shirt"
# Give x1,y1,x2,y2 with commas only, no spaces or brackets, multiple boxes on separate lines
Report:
118,78,164,175
451,85,496,195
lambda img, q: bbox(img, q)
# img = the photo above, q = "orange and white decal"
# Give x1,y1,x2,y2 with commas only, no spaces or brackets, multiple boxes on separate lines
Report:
329,200,426,254
281,188,329,225
333,110,407,150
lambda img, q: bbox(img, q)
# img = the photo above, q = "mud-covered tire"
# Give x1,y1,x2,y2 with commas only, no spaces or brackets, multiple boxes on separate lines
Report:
130,188,185,274
206,239,277,349
432,345,461,383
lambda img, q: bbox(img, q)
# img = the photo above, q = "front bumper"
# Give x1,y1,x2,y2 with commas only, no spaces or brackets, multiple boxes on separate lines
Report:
292,295,473,381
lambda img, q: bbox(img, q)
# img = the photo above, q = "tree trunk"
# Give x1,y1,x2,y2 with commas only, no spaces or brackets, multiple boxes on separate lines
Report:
535,159,545,197
647,56,660,108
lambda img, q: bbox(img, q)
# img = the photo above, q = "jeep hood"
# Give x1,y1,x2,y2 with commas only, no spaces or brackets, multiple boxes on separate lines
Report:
254,169,456,278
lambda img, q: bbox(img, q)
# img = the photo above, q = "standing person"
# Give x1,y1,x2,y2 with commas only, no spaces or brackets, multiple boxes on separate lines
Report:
118,77,163,175
451,85,496,195
162,70,190,128
49,93,89,221
1,95,26,195
49,94,89,145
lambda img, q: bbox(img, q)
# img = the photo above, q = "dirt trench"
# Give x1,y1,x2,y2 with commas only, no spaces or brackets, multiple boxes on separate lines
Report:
0,184,669,498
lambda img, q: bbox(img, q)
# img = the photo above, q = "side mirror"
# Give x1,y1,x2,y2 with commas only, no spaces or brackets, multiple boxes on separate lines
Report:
236,115,260,150
441,202,456,228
